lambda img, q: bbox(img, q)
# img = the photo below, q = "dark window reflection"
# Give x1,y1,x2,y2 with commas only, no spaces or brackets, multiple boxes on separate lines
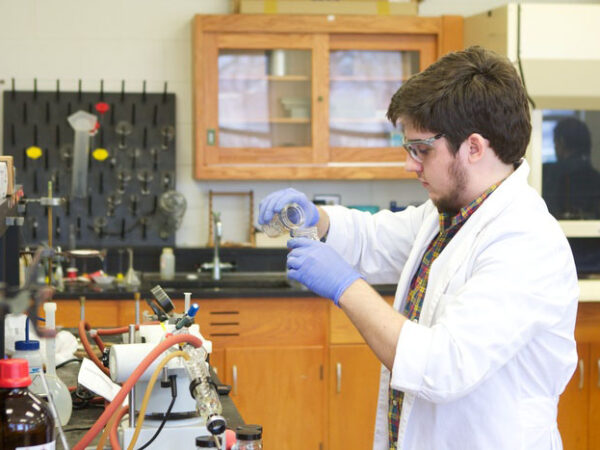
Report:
542,111,600,219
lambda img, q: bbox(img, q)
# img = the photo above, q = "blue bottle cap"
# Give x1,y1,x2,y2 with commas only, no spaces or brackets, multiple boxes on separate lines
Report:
15,340,40,351
187,303,200,318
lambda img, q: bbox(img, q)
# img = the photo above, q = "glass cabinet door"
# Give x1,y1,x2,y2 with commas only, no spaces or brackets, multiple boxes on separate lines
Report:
329,50,419,147
217,48,312,149
327,35,436,163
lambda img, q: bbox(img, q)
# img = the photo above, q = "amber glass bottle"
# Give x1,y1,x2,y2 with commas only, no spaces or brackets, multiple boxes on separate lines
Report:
0,358,56,449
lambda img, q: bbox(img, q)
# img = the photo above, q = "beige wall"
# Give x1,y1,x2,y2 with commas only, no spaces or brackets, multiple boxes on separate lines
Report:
2,0,600,246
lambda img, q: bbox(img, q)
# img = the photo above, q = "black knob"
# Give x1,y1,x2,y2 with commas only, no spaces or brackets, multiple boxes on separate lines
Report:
101,348,111,368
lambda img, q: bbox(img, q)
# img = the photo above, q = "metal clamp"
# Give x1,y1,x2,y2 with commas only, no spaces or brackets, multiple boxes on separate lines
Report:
40,197,63,207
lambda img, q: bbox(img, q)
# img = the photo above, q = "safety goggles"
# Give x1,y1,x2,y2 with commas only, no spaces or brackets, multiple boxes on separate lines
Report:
401,133,445,163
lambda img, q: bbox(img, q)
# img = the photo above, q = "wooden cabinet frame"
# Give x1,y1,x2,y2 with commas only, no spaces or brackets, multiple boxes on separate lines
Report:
558,302,600,449
192,14,463,180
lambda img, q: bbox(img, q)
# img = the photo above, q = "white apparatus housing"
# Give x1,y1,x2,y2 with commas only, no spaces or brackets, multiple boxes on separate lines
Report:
109,323,223,449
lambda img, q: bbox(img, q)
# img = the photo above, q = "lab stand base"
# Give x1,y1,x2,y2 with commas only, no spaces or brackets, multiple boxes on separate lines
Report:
120,417,224,449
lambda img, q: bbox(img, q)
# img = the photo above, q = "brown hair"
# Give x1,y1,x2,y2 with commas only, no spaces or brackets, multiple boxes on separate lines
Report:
387,46,531,164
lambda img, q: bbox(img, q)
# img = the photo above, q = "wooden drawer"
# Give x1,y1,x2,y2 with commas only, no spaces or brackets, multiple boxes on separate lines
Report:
53,299,121,328
196,297,328,347
575,302,600,341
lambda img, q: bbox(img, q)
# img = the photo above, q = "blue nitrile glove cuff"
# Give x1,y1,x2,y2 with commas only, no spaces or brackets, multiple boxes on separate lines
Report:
332,271,363,307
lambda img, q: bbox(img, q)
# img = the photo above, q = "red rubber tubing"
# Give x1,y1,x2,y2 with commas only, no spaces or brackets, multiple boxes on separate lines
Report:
109,405,129,450
72,333,203,450
78,321,110,376
96,325,141,336
92,333,105,352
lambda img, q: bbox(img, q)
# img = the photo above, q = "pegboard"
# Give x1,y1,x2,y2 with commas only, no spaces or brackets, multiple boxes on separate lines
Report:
2,85,177,248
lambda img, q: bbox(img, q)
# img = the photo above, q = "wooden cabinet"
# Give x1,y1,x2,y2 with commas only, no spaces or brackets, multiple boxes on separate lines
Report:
558,342,589,450
327,297,393,450
328,344,380,450
590,343,600,450
224,346,325,450
192,14,463,180
196,297,328,450
557,302,600,450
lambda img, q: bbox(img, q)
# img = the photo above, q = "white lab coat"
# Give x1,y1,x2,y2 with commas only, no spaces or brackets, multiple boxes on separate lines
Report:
324,161,579,450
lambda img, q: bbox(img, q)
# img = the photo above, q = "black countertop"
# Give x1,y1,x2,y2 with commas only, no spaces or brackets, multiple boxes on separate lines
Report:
51,271,398,300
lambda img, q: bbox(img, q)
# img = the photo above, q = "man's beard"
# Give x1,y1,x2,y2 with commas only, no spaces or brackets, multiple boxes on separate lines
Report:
433,157,468,216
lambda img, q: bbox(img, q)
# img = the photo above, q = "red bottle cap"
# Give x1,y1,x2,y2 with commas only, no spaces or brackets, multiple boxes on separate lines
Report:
0,359,32,388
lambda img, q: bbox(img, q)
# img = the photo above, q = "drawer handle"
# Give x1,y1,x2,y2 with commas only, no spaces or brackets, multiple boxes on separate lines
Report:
232,365,238,396
336,363,342,393
597,359,600,388
579,359,584,390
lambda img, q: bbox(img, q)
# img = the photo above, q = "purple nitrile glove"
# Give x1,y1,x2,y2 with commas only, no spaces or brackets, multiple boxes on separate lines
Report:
286,238,363,306
258,188,319,228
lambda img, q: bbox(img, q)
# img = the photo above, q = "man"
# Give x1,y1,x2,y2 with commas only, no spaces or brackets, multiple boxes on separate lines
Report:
258,46,578,449
543,116,600,219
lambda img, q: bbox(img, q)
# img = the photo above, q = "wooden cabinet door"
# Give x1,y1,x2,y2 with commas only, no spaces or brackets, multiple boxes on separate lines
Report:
329,344,381,450
558,342,589,450
193,14,463,180
589,343,600,449
223,345,325,450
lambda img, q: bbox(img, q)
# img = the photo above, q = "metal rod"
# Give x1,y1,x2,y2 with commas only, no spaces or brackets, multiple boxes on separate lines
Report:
47,181,53,285
79,296,85,322
134,292,140,326
128,323,136,428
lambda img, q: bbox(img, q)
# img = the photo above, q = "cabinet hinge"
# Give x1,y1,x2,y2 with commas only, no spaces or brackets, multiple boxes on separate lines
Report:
320,364,323,380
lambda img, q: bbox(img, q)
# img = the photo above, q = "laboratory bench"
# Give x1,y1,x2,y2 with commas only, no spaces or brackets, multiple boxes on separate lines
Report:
47,276,395,450
45,261,600,449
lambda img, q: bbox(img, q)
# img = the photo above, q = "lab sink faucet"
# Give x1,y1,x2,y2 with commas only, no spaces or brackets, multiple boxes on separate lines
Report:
200,211,234,280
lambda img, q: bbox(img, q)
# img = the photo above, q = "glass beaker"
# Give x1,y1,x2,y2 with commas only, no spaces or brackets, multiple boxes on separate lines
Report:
261,203,318,240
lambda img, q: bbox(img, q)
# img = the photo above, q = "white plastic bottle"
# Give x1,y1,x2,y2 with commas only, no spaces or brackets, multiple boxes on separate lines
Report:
160,247,175,280
13,339,45,396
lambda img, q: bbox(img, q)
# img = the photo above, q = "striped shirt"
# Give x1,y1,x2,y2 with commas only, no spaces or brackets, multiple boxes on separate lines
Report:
388,182,499,449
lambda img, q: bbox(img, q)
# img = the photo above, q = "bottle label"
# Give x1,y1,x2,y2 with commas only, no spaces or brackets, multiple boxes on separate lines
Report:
16,442,56,450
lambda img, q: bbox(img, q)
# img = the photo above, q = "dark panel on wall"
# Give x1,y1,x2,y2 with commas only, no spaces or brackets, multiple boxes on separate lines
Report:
2,87,177,248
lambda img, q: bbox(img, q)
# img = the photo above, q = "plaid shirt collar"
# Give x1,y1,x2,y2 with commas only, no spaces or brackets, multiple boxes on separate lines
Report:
438,182,500,233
